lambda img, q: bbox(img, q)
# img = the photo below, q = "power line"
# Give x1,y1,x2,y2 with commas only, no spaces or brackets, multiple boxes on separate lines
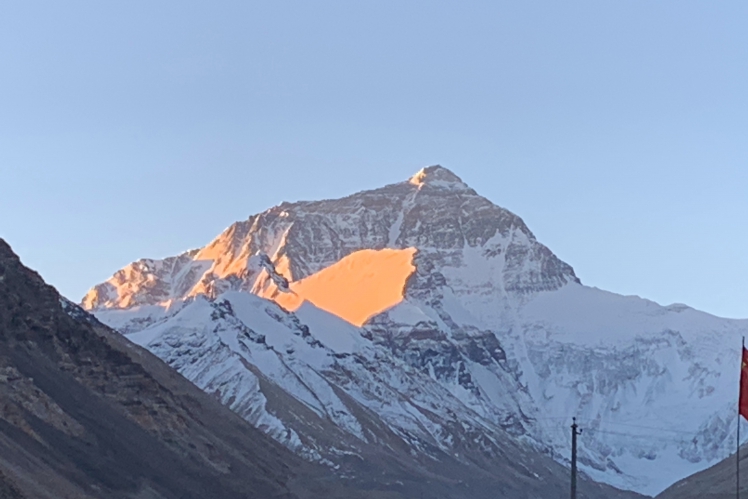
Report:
530,416,702,435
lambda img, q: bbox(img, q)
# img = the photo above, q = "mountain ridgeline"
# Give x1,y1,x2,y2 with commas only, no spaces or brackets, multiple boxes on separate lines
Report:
82,166,748,496
83,165,576,311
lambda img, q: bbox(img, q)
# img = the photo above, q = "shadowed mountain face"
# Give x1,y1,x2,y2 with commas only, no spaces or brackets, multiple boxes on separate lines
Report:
0,238,376,499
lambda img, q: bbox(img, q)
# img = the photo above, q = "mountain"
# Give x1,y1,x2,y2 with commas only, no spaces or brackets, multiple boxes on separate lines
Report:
82,166,575,313
0,238,641,499
83,165,748,496
0,238,315,498
1,238,481,499
656,446,746,499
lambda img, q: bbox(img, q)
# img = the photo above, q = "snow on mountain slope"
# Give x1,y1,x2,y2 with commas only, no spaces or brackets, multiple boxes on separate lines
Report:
518,285,745,477
370,256,748,493
102,290,643,499
83,165,748,496
292,301,369,354
269,247,417,326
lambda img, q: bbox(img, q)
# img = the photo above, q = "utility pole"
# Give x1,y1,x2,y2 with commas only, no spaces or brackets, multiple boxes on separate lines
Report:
571,417,582,499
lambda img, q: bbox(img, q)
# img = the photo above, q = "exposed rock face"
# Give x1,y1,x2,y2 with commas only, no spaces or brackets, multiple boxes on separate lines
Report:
82,166,748,496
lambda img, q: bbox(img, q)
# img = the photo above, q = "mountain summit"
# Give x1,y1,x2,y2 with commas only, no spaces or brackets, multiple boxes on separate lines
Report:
83,165,577,314
408,165,470,190
82,166,748,496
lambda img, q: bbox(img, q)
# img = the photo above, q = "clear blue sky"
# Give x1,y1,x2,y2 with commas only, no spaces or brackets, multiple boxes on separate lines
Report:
1,1,746,318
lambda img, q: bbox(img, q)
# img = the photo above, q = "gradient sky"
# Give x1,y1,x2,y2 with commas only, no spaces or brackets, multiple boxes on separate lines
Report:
1,1,746,318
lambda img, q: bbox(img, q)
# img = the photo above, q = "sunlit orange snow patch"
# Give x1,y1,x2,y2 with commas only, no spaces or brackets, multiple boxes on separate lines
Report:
273,248,417,326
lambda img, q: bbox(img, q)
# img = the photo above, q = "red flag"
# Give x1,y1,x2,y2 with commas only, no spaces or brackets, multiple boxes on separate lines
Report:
740,347,748,420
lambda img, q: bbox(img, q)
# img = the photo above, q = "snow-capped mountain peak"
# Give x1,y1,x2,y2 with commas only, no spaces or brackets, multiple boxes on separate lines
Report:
82,165,577,313
409,164,471,191
82,166,748,496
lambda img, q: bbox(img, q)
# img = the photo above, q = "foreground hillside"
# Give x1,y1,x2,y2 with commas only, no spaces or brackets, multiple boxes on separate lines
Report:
657,445,747,499
83,165,748,495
